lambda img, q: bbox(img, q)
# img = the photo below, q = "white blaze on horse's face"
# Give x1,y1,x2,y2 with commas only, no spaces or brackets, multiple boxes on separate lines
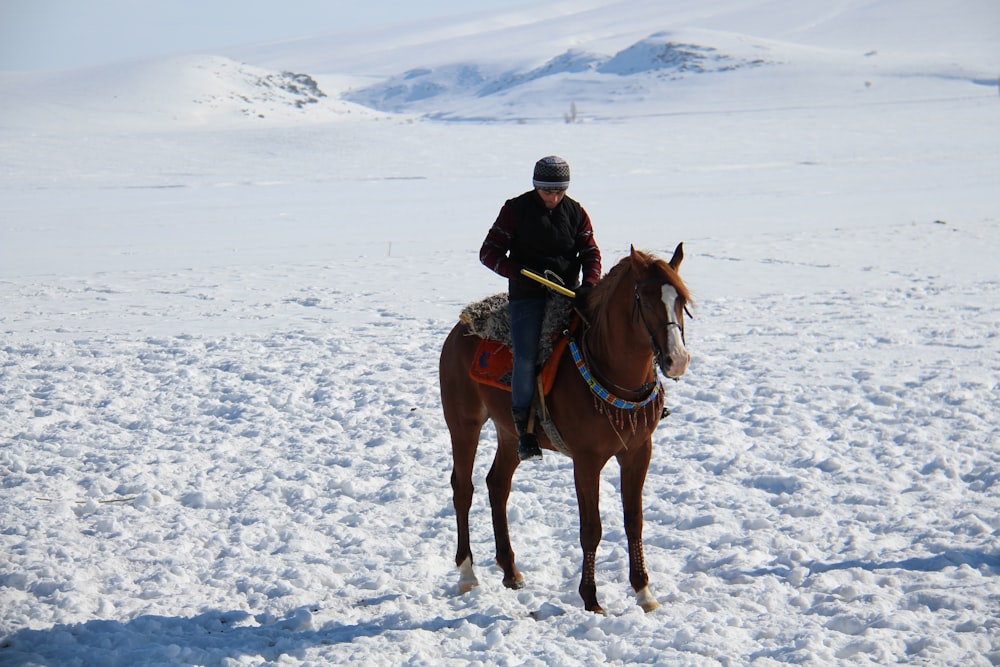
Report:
661,284,691,378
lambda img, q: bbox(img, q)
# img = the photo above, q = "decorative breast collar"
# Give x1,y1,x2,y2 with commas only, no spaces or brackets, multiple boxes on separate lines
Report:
566,337,662,411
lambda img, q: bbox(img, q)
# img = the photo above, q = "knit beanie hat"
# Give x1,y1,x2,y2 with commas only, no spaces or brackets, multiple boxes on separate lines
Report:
532,155,570,189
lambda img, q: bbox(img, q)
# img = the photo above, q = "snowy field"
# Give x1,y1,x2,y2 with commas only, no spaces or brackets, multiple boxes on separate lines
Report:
2,1,999,664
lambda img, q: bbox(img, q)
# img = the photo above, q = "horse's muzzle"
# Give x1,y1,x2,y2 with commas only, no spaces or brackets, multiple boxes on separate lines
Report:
659,348,691,379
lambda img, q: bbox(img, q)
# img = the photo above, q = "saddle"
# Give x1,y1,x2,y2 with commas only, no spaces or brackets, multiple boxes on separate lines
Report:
460,293,576,395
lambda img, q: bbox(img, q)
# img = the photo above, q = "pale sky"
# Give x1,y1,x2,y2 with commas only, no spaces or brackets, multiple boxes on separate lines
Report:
0,0,533,71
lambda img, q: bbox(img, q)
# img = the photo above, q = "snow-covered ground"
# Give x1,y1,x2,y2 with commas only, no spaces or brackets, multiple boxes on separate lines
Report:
2,1,999,664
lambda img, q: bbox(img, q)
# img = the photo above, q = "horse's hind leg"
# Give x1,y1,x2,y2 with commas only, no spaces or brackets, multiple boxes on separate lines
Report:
448,409,484,593
441,327,488,594
486,431,524,589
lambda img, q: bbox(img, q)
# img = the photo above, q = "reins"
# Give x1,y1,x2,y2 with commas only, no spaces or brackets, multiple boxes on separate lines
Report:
521,262,680,438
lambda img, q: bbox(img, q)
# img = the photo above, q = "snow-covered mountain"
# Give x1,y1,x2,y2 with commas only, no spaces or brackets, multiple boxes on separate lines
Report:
232,0,999,119
2,0,996,128
0,55,384,130
341,29,778,118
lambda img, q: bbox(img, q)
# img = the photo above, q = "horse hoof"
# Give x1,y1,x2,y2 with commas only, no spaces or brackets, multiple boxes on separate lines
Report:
458,557,479,594
503,576,525,590
636,586,659,612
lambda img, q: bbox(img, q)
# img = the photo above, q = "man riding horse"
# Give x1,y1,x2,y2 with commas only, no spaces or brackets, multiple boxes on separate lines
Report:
479,155,602,461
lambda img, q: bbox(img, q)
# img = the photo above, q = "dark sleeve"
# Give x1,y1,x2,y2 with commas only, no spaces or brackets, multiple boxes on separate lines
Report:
576,208,602,286
479,202,519,280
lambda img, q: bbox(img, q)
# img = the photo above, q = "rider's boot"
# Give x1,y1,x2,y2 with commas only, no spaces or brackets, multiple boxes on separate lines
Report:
512,408,542,462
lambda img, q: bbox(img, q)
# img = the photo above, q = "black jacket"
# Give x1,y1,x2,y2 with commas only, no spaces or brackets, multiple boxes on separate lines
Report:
480,190,601,300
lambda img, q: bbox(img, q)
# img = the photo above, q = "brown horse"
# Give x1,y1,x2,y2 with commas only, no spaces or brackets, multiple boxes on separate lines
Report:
439,244,692,613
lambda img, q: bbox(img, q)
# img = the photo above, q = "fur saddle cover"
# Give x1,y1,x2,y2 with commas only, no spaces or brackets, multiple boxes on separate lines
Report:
460,293,575,394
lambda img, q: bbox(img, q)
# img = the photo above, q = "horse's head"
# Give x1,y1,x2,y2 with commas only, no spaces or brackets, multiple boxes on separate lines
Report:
629,244,692,379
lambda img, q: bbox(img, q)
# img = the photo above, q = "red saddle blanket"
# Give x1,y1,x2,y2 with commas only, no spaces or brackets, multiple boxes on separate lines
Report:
469,333,571,396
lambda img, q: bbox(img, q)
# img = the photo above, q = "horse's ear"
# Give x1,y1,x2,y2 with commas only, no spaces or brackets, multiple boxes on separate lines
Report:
629,244,641,269
669,242,684,271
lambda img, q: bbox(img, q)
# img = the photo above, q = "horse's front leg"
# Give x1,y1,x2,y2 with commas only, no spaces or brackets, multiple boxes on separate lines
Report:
619,442,659,612
574,460,604,613
486,432,524,589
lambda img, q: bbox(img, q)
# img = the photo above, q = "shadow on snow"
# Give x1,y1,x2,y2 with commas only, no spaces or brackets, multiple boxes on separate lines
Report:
735,549,1000,580
0,606,512,666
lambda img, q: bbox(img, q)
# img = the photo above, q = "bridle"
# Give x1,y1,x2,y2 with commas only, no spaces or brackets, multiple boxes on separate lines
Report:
571,273,689,405
633,278,689,378
564,273,688,437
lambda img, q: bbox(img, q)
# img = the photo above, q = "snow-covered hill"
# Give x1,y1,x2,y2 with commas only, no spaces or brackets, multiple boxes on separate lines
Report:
341,29,777,117
2,0,996,128
0,55,381,131
236,0,1000,120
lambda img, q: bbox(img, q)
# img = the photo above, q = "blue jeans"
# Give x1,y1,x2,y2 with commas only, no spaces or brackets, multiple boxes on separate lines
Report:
509,297,547,412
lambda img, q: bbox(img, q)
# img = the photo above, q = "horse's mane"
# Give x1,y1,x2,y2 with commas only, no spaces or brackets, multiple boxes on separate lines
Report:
588,248,691,344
